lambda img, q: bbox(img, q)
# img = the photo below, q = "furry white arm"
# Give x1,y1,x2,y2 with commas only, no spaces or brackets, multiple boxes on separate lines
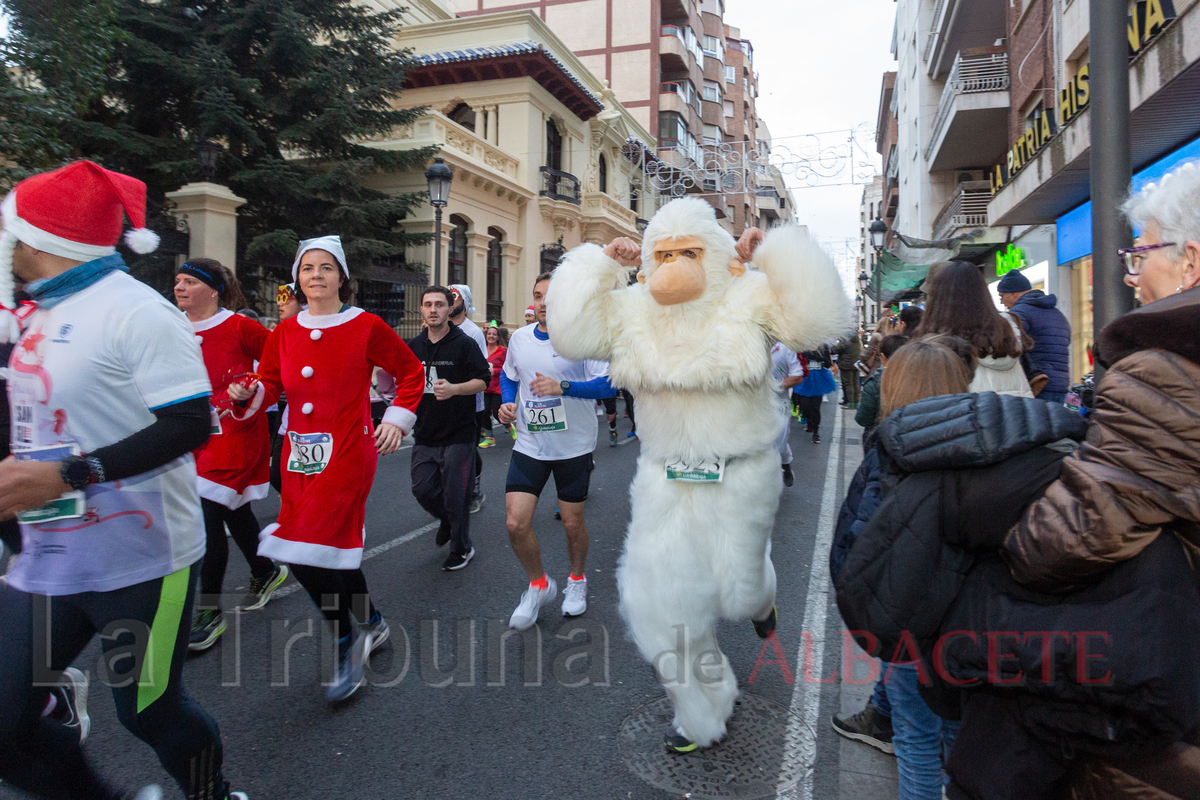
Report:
753,226,854,352
545,243,628,361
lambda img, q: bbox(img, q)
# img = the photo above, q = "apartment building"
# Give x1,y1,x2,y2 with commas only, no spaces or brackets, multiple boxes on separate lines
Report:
858,175,885,327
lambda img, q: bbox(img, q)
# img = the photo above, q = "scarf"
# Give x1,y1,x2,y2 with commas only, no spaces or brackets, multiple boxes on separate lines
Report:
26,253,129,310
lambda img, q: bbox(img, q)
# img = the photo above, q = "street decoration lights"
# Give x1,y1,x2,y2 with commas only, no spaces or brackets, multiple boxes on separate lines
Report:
425,157,453,286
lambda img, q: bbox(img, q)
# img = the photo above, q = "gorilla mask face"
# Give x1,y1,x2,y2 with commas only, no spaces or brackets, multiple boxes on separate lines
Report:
646,236,707,306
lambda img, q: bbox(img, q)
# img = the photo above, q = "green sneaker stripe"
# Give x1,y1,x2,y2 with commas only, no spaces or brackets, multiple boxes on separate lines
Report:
137,565,191,713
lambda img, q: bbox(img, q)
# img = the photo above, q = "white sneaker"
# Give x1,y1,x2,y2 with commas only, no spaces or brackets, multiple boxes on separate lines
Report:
508,577,558,631
134,787,163,800
562,577,587,617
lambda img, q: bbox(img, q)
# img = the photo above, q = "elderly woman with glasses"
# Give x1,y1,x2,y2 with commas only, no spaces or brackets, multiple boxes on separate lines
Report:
972,162,1200,795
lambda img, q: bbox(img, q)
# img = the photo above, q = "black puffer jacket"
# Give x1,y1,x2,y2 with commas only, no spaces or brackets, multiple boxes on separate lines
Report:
834,393,1087,662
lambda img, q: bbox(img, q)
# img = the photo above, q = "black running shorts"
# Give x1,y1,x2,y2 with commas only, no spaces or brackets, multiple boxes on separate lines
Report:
505,450,594,503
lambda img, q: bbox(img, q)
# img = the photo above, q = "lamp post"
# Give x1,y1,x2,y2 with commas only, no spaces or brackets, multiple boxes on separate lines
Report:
196,140,222,182
425,157,453,286
869,216,887,323
858,271,870,325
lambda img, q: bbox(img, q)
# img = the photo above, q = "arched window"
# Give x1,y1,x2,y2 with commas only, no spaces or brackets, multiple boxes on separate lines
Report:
598,154,608,194
486,227,504,322
449,103,475,132
448,214,469,286
546,121,563,171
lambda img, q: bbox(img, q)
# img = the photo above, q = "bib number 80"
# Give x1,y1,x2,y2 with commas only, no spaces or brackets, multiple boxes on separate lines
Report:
287,432,333,475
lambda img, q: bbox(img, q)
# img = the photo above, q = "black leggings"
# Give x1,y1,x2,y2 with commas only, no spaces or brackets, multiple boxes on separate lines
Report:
288,564,377,637
485,392,507,426
199,498,274,607
797,395,822,434
0,562,227,800
621,389,636,430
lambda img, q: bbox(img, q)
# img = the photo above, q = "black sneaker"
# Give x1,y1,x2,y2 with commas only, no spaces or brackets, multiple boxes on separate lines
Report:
831,704,895,755
443,547,475,571
782,463,794,487
188,609,226,652
435,519,451,547
752,606,777,639
663,727,699,754
812,433,821,444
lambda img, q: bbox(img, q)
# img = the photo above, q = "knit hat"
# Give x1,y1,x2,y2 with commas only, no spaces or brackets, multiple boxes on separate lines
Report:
449,284,473,313
996,270,1032,293
292,235,350,282
0,160,159,311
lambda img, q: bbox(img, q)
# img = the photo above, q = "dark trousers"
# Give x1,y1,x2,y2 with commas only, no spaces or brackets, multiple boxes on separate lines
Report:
199,498,274,607
841,366,861,404
798,394,823,434
269,431,284,494
0,561,228,800
288,564,377,636
621,389,636,430
411,442,474,556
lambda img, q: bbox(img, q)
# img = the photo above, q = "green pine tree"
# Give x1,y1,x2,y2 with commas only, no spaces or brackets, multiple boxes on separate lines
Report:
1,0,435,291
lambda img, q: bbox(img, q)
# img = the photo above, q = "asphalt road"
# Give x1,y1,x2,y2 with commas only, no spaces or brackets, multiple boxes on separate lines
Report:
1,401,898,800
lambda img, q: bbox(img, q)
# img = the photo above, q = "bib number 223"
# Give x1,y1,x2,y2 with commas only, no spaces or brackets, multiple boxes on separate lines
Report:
287,432,333,475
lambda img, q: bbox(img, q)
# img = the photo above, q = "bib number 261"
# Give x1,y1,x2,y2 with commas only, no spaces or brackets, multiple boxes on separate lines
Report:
523,397,568,432
287,432,333,475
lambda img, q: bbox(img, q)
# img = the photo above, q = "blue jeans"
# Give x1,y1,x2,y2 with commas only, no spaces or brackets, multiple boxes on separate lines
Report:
1039,390,1067,404
884,662,959,800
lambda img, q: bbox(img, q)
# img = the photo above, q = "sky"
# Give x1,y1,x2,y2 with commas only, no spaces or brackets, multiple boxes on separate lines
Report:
725,0,897,271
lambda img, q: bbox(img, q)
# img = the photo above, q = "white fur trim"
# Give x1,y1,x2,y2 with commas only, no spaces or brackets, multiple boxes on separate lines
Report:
257,522,364,569
291,235,350,281
228,380,266,421
1,191,117,262
0,228,17,320
381,405,416,434
295,307,364,329
640,197,737,284
197,477,270,510
544,242,627,362
190,308,234,332
752,224,854,352
124,227,160,254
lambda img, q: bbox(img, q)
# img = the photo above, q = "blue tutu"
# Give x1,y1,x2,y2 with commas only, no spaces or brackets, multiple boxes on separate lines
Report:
793,367,838,397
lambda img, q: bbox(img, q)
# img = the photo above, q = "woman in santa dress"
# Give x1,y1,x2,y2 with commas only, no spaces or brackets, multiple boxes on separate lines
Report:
175,258,287,654
230,235,423,703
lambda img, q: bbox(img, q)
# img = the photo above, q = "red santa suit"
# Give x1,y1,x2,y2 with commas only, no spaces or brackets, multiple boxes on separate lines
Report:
256,306,423,569
192,309,270,509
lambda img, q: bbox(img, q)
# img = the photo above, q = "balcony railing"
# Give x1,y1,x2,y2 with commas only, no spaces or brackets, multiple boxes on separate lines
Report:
926,49,1009,161
659,82,701,115
924,0,951,63
932,181,992,239
539,166,581,205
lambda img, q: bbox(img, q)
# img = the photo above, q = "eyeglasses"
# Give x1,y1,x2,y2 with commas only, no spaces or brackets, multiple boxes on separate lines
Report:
1117,242,1176,276
276,284,296,304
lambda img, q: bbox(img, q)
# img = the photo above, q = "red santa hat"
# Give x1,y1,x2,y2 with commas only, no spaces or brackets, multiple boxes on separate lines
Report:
0,161,159,311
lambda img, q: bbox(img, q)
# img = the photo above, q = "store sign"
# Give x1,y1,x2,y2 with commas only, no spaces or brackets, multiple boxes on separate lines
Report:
996,244,1028,277
991,0,1176,195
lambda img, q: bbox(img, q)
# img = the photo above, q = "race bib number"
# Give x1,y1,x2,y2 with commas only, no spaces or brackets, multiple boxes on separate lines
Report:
424,365,438,394
665,456,726,483
15,445,85,523
287,432,333,475
210,406,223,436
12,401,34,450
523,397,568,432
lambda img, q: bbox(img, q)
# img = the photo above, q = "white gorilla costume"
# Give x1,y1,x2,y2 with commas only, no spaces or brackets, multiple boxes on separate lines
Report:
546,198,850,746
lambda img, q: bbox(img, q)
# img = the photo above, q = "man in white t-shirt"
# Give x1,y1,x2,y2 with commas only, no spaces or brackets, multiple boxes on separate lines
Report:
770,342,806,487
449,284,489,510
498,272,615,629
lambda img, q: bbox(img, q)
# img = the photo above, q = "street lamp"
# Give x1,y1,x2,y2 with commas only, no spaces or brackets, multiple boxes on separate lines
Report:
196,140,222,182
868,216,888,323
425,157,453,286
858,271,870,325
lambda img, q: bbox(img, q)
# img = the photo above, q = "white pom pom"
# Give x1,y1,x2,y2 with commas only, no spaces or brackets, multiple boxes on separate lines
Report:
124,228,160,254
301,366,314,378
301,402,313,414
310,329,322,340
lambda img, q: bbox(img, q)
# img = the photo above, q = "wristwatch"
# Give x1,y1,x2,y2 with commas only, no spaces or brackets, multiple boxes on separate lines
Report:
60,455,103,490
560,380,571,396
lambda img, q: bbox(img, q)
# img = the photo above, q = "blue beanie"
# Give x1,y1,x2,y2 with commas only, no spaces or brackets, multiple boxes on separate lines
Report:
996,271,1032,293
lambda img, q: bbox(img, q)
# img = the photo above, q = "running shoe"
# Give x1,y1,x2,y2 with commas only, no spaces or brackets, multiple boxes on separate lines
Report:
443,547,475,571
508,577,558,631
752,605,777,639
478,434,495,448
782,463,794,487
663,727,699,754
609,429,618,447
239,564,289,611
812,433,821,444
509,425,517,441
327,629,371,703
627,431,637,438
469,494,485,514
831,704,895,754
554,508,561,520
50,667,89,744
562,576,587,617
188,610,226,652
133,787,163,800
363,612,390,653
229,794,250,799
435,519,451,547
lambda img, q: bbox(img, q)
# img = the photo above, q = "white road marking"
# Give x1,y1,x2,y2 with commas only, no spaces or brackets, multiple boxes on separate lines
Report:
777,408,844,798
